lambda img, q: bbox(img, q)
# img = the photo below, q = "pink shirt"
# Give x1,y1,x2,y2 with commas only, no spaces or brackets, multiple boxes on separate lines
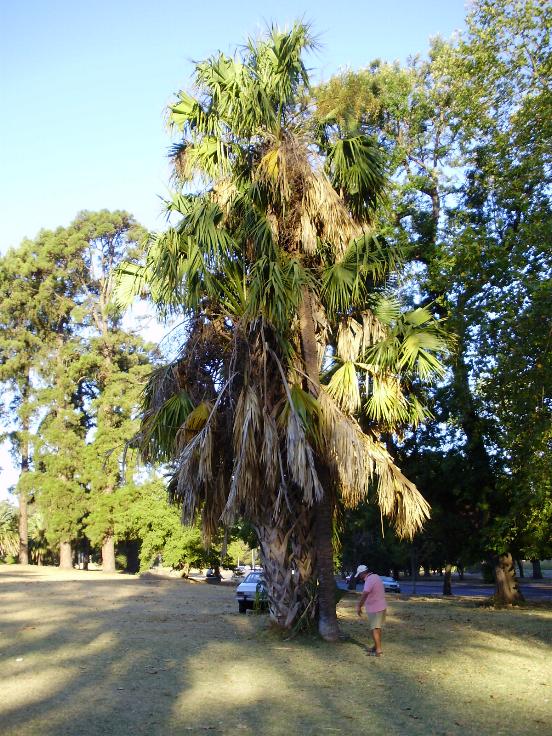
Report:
363,573,386,613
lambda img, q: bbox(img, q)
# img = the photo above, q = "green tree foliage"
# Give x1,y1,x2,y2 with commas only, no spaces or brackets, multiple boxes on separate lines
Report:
0,224,93,563
1,211,155,570
112,479,212,572
316,0,551,599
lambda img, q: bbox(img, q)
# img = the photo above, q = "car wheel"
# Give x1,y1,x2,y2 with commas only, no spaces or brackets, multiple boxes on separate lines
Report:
238,600,247,613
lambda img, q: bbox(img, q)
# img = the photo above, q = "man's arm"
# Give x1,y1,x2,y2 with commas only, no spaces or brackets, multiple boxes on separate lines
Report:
357,591,368,616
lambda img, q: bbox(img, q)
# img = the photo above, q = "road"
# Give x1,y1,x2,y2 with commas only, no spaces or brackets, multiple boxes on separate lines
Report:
337,577,552,600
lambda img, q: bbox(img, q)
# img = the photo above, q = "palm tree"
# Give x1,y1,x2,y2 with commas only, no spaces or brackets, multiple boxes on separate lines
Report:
118,23,447,638
0,501,19,559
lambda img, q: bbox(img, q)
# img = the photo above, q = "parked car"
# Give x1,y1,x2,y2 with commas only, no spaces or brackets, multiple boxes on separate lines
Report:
380,576,401,593
344,573,401,593
235,571,267,613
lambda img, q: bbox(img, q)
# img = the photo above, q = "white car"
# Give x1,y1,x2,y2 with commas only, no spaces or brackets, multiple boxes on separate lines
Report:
235,571,267,613
380,576,401,593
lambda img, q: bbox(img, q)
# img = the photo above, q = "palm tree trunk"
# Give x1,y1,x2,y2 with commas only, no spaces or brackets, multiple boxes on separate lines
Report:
254,502,315,629
298,287,340,641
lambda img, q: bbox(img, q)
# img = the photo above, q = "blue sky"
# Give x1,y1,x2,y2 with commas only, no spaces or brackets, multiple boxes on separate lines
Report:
1,0,468,253
0,0,469,497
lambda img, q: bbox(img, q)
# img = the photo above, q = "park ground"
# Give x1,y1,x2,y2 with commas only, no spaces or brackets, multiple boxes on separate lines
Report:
1,565,551,736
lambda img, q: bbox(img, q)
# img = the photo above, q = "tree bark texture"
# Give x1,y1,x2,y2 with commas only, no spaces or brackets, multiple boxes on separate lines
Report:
255,503,315,629
59,541,73,569
313,488,339,641
494,552,524,604
298,286,340,641
101,535,116,573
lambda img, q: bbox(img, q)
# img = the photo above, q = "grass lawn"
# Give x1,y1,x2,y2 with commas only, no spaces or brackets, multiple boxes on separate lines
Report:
1,565,551,736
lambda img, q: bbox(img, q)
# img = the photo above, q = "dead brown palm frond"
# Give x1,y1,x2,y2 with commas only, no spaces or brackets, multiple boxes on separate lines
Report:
268,345,324,505
224,385,262,522
318,389,430,538
174,411,215,505
254,131,312,208
201,470,228,543
336,317,363,361
261,408,280,493
300,211,317,253
303,170,363,254
375,461,431,540
361,309,387,349
211,177,238,214
285,407,323,505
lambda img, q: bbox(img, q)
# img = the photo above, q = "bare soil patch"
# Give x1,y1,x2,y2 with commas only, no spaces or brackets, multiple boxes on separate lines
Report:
1,564,551,736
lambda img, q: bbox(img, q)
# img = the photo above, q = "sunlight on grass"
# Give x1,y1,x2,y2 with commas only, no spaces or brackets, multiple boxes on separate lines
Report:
1,666,73,713
174,642,292,708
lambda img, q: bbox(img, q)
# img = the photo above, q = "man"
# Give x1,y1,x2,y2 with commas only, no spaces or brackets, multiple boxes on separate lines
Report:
355,564,387,657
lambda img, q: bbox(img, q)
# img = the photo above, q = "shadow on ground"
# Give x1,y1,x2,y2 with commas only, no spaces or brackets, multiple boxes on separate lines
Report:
0,566,550,736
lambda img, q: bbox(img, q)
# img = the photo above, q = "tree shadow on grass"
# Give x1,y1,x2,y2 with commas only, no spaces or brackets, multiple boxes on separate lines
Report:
0,568,550,736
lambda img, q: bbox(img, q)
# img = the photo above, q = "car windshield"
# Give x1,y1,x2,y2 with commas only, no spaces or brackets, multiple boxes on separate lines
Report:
243,573,263,584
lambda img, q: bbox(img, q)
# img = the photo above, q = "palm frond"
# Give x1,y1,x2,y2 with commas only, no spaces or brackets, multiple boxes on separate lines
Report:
325,361,362,415
319,390,430,538
325,135,387,218
336,317,363,361
225,386,262,521
141,389,194,464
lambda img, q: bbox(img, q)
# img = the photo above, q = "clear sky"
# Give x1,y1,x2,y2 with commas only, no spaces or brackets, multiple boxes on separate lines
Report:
0,0,469,497
1,0,469,253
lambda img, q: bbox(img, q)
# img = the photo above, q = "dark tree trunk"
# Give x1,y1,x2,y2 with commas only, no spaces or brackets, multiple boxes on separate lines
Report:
494,552,524,604
457,563,464,580
298,286,340,641
82,537,90,570
102,535,116,572
59,541,73,569
531,559,543,579
314,489,339,641
516,559,525,578
443,563,452,595
18,430,30,565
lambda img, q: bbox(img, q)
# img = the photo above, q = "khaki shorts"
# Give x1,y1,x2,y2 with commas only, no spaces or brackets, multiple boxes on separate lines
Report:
367,609,386,630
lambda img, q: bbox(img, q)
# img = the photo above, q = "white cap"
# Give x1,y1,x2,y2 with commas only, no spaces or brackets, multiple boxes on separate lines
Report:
355,564,368,577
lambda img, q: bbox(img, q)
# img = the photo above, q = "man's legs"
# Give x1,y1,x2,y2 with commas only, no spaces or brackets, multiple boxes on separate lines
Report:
371,627,383,654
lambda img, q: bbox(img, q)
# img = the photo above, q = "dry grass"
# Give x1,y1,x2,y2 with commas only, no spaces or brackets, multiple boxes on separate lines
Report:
0,565,550,736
